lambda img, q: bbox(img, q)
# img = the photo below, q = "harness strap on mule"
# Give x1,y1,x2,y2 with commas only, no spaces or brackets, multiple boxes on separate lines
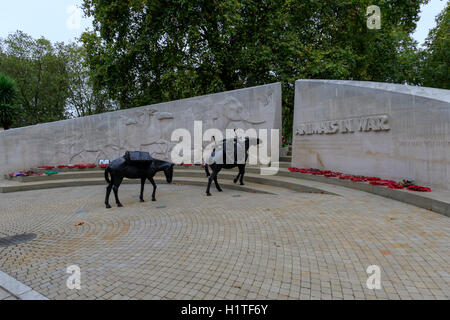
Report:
222,137,238,165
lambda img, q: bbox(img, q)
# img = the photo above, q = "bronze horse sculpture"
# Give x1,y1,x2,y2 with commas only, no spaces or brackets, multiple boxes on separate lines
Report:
104,153,174,209
204,136,261,196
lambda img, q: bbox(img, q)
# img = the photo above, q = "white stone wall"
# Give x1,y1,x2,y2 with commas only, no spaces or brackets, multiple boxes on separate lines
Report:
0,83,281,175
292,80,450,190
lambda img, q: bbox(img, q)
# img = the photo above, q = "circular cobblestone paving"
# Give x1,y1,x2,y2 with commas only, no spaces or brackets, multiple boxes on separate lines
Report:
0,183,449,300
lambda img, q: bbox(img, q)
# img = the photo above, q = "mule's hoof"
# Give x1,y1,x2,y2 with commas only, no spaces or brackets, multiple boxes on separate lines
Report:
117,203,123,207
140,199,145,203
218,189,223,192
240,183,245,186
206,193,212,197
233,179,238,184
106,204,112,209
152,198,156,202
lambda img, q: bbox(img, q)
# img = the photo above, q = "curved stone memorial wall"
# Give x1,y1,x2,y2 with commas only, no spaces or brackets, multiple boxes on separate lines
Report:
292,80,450,190
0,83,281,176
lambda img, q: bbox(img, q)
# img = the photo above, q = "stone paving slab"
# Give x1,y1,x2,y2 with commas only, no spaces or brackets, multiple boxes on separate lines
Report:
0,183,449,300
0,286,17,300
0,270,48,300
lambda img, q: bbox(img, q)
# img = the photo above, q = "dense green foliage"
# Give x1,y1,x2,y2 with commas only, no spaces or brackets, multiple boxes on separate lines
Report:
80,0,432,136
421,2,449,89
64,43,116,117
0,72,17,130
0,32,70,127
0,2,448,133
0,31,116,129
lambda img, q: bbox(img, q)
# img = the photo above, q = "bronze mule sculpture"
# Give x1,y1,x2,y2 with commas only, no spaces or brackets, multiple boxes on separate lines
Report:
104,154,174,209
204,136,261,196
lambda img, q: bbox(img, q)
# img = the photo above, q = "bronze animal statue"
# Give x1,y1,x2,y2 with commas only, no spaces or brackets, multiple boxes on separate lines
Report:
104,152,174,208
204,136,261,196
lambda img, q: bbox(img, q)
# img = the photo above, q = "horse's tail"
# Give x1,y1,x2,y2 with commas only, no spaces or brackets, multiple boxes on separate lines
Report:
104,166,111,184
204,163,210,177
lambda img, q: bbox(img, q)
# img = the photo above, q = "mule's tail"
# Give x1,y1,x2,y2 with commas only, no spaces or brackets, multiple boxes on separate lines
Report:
204,163,210,177
104,166,111,184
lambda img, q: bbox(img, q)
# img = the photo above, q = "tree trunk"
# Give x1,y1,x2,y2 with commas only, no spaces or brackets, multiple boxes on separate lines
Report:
1,122,10,130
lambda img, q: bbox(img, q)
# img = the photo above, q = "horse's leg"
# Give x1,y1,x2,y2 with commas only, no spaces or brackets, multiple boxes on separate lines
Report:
233,171,241,184
139,177,146,202
213,168,223,192
206,174,213,196
113,177,124,207
149,177,157,201
105,182,113,209
206,166,219,196
238,165,246,185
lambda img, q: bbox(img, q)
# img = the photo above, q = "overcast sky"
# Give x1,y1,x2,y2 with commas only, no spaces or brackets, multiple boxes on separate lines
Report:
0,0,447,46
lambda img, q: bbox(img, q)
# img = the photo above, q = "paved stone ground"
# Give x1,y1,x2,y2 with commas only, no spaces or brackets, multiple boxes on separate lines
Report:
0,182,448,300
0,287,17,300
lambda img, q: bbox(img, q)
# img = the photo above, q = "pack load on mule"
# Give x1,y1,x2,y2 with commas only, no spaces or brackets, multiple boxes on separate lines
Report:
104,151,174,209
205,137,246,166
124,151,153,166
204,134,261,196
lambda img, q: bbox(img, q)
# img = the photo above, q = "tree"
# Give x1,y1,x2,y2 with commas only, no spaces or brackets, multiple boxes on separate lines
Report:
421,2,449,89
0,31,116,128
81,0,427,138
0,31,70,127
63,43,117,117
0,73,17,130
